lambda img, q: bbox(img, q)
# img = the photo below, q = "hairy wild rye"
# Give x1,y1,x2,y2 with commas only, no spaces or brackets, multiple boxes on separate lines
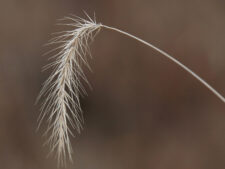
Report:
37,14,225,166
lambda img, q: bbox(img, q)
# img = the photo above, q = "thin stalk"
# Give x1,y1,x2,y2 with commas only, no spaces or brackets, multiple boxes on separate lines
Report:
102,24,225,103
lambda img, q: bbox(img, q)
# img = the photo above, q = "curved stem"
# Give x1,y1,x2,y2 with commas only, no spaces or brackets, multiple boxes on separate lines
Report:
102,24,225,103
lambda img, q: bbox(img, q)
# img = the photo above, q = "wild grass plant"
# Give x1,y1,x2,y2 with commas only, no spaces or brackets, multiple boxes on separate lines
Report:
37,14,225,166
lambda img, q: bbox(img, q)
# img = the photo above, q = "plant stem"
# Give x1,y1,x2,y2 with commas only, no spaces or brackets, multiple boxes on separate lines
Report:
102,24,225,103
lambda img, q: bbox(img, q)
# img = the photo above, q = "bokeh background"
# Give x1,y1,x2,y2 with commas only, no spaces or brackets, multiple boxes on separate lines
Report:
0,0,225,169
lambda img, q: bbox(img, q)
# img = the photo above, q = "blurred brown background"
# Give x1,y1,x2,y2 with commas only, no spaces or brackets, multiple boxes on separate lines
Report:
0,0,225,169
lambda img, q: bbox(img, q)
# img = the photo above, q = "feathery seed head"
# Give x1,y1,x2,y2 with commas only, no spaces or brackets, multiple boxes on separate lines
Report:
37,15,102,166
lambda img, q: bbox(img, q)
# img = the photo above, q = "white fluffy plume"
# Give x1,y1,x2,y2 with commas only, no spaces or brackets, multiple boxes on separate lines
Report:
37,15,101,165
